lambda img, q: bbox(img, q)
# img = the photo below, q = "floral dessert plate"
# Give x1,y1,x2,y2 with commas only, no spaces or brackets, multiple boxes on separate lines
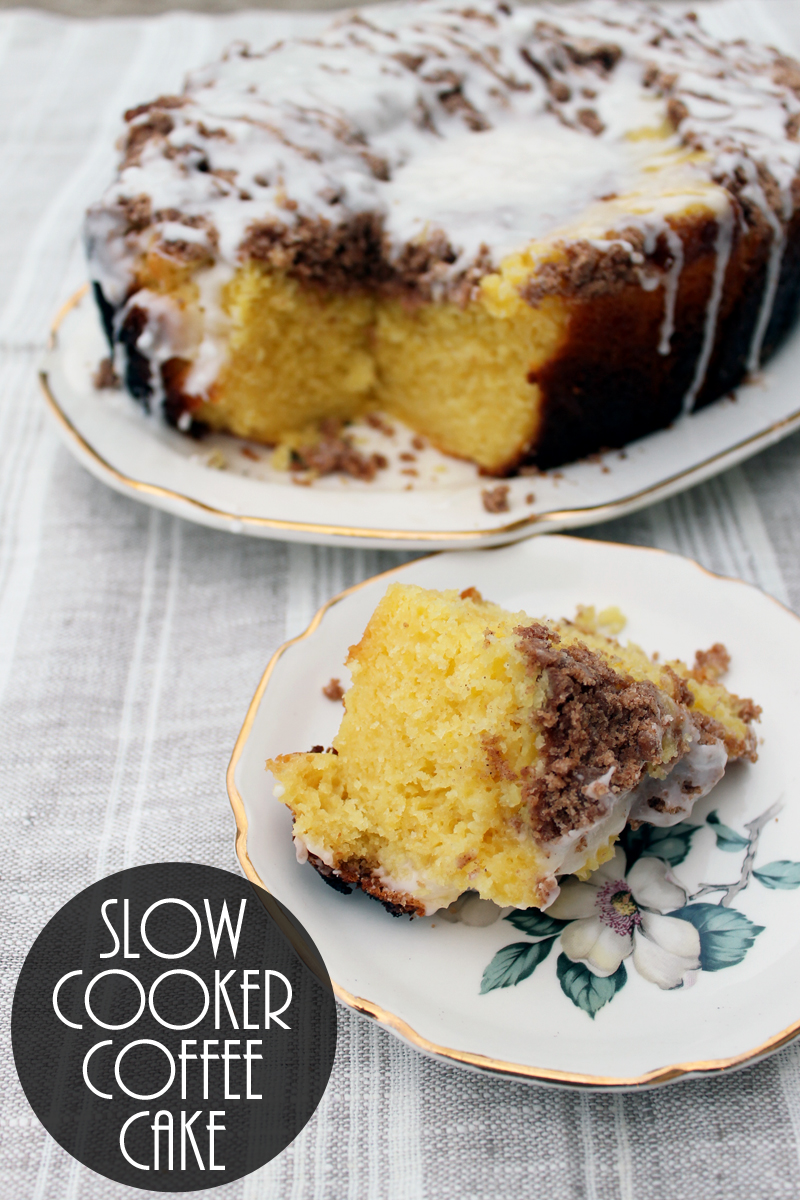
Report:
42,287,800,551
228,536,800,1089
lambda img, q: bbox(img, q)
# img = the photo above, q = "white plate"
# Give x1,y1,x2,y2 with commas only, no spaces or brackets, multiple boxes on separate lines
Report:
42,288,800,551
228,536,800,1088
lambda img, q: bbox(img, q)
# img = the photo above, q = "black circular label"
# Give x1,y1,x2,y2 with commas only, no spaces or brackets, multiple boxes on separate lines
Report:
11,863,337,1191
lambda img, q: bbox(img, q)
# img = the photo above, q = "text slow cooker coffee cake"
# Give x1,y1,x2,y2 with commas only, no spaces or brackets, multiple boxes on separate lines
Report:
86,0,800,476
268,586,760,917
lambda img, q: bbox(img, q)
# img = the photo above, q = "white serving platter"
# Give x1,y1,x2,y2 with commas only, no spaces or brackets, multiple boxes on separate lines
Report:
42,288,800,550
228,537,800,1088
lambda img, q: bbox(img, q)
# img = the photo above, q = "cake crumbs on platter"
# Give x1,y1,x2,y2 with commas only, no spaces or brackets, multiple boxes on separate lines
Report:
525,492,535,504
292,420,388,481
481,484,510,513
693,643,731,681
571,604,627,636
365,412,395,436
92,357,120,389
323,677,345,701
585,451,613,469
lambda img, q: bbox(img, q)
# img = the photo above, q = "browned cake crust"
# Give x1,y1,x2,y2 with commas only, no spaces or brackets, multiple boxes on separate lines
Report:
306,850,425,918
524,210,800,471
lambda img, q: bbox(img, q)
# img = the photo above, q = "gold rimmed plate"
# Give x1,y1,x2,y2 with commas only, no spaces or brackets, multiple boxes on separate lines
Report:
228,537,800,1089
42,288,800,550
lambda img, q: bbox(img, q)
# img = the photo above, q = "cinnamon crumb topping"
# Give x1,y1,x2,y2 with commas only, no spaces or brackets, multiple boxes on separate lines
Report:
561,35,622,73
666,96,689,129
773,55,800,97
515,623,672,842
660,665,694,708
576,106,604,135
124,94,185,123
692,642,731,681
117,194,153,234
482,734,518,781
733,695,762,725
522,231,648,305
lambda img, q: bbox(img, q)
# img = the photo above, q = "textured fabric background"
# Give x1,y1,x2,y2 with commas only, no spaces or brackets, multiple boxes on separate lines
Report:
2,3,800,1197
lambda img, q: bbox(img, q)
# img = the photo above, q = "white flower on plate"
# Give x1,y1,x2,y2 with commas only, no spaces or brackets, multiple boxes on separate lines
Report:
547,846,701,989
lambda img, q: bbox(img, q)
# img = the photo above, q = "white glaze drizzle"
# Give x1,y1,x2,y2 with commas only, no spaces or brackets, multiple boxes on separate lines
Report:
628,737,727,827
658,224,685,356
582,765,616,801
746,181,788,374
681,199,734,415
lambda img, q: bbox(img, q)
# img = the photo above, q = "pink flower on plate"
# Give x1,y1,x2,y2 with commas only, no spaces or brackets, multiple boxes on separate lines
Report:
547,846,701,989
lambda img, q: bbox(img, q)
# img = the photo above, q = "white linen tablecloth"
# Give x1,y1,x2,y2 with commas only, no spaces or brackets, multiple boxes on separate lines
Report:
3,3,800,1197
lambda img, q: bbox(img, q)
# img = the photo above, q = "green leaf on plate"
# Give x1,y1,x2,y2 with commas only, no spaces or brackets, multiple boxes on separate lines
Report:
753,861,800,890
706,810,748,852
672,904,764,971
479,939,556,994
618,821,648,865
639,822,702,867
556,954,627,1018
620,821,700,868
504,910,570,938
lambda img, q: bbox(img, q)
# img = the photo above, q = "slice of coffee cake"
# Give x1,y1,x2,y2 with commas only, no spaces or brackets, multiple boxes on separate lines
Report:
268,584,758,916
